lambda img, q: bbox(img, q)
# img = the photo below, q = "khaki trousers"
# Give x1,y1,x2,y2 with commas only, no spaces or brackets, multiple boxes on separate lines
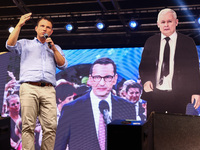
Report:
19,83,57,150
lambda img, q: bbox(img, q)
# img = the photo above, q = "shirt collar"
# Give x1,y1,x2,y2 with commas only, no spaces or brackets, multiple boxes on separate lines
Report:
90,90,112,114
34,37,39,42
135,101,139,107
161,31,177,41
34,37,47,45
90,89,111,103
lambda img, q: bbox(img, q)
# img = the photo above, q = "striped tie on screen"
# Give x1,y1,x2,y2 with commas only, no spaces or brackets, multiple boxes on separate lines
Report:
98,112,106,150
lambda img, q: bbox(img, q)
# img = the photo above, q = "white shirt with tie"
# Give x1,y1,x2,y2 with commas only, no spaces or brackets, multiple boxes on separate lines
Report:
90,90,112,138
156,31,177,91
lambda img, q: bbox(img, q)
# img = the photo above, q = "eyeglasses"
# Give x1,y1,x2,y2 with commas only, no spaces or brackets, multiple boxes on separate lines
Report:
92,75,114,82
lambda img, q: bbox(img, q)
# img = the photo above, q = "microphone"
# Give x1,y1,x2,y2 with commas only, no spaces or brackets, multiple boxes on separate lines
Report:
99,100,112,124
44,33,52,48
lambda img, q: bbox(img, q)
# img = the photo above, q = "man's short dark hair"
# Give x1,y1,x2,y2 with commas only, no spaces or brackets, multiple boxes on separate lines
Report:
89,57,117,75
126,82,142,93
36,17,54,28
55,83,75,104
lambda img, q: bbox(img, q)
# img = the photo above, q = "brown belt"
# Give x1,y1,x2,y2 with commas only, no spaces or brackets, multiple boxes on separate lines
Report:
26,82,53,87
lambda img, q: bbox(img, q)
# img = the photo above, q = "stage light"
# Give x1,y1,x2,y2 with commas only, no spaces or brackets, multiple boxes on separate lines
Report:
128,19,138,30
65,23,74,33
8,26,14,33
96,21,105,30
196,17,200,25
95,20,107,31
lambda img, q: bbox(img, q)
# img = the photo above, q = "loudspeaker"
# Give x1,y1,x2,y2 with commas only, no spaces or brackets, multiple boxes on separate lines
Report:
107,119,145,150
0,117,10,150
143,112,200,150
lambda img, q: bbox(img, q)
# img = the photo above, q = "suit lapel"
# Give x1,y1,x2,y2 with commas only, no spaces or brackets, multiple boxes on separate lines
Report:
111,95,117,121
82,93,101,149
155,34,162,68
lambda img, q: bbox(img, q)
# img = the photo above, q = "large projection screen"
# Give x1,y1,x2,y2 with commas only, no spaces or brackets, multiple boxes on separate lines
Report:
1,46,200,150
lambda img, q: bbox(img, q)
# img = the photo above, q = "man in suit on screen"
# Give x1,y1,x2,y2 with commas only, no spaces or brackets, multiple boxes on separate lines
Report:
123,81,147,121
139,8,200,117
54,57,136,150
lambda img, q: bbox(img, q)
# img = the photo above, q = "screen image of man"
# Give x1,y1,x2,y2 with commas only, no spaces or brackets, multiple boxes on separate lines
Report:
139,8,200,117
6,13,68,150
123,81,147,121
54,57,135,150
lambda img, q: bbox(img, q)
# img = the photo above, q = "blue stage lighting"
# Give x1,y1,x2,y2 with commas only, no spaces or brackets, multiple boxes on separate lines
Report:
95,20,105,31
8,26,14,33
65,23,74,32
197,17,200,25
128,20,138,29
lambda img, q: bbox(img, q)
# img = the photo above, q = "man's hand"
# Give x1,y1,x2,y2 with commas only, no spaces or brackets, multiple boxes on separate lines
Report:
4,79,16,92
191,94,200,109
7,12,32,46
17,13,32,28
45,37,55,50
143,81,154,92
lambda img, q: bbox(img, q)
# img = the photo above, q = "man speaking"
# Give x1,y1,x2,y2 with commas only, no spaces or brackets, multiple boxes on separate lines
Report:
6,13,68,150
54,57,135,150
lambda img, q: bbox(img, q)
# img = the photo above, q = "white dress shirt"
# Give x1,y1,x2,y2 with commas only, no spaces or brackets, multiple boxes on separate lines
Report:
156,32,177,90
134,101,141,121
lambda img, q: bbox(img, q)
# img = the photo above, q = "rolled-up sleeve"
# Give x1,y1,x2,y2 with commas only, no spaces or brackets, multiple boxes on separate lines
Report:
6,40,23,55
55,45,68,70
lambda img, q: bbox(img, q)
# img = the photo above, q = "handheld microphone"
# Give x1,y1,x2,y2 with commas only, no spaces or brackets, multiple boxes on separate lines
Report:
44,33,52,48
99,100,112,124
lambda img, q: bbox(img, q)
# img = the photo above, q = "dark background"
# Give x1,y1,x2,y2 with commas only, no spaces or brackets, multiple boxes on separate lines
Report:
1,0,200,52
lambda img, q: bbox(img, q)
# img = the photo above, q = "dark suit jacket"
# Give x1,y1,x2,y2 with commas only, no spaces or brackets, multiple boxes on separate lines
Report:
138,102,146,121
54,92,136,150
139,32,200,106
